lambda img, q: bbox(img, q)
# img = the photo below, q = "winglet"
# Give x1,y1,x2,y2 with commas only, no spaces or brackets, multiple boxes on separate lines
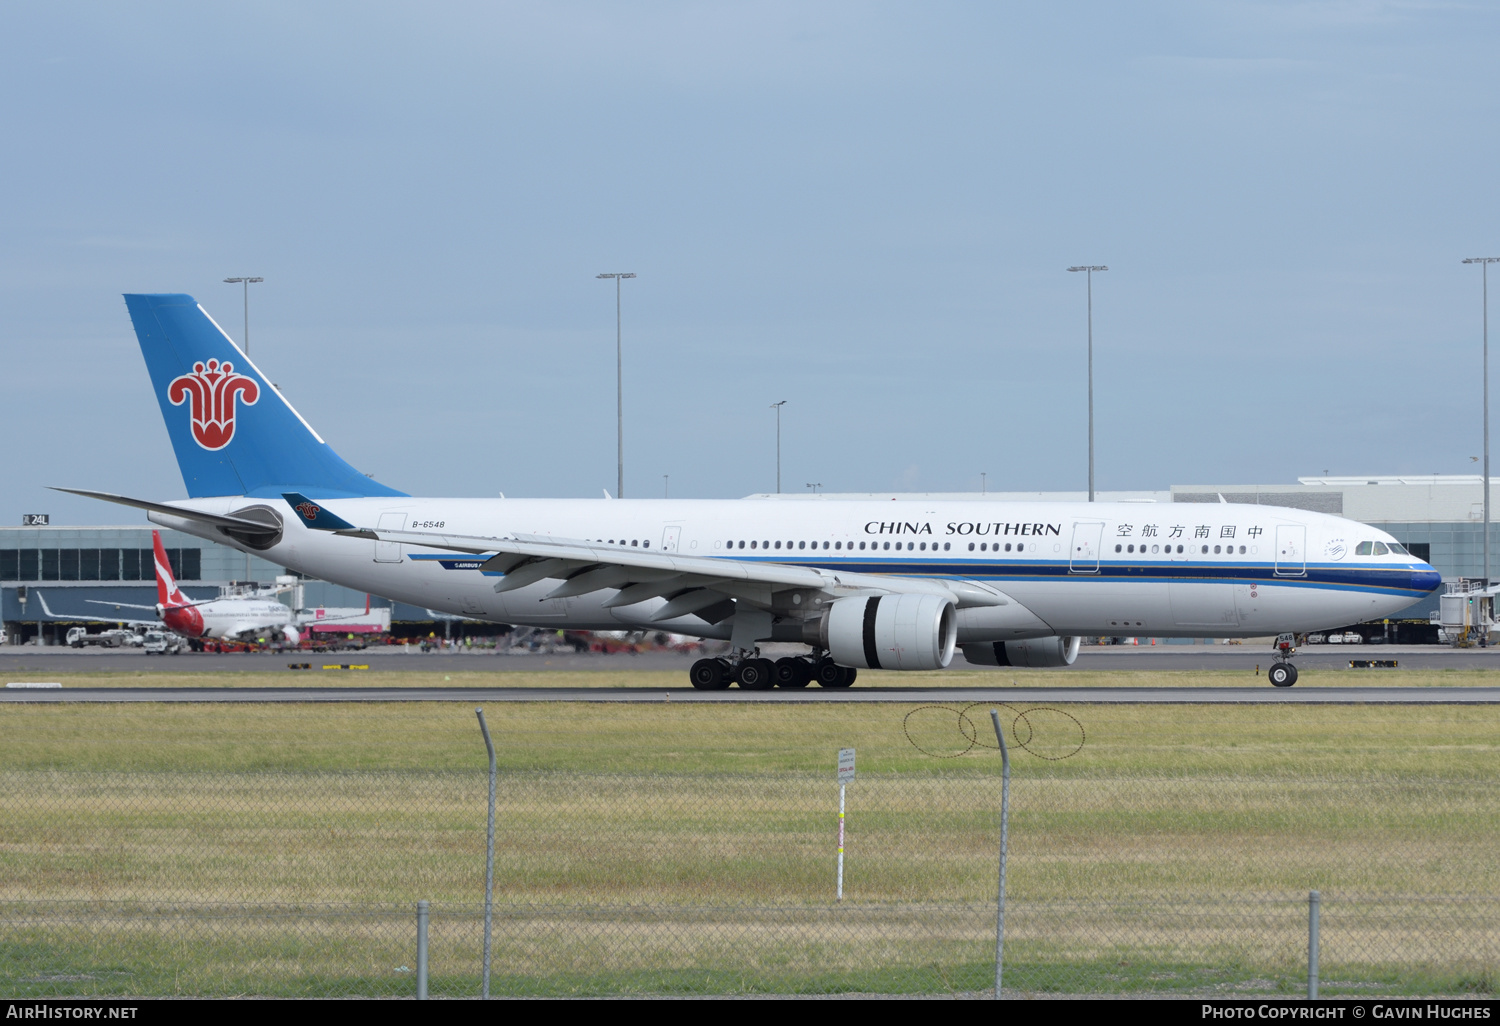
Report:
282,492,357,531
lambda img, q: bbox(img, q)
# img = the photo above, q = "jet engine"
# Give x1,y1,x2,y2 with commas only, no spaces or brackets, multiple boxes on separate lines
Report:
961,636,1081,668
281,626,301,645
820,594,956,670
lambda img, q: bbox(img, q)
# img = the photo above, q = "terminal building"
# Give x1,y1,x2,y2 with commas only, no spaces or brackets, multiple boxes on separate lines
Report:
3,475,1491,644
0,524,457,646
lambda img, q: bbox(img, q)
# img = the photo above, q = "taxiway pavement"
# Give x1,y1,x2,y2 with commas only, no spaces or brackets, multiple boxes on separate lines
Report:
3,644,1498,674
4,686,1497,704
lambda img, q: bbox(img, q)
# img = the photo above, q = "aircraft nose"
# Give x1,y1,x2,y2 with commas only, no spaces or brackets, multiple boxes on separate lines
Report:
1412,565,1442,594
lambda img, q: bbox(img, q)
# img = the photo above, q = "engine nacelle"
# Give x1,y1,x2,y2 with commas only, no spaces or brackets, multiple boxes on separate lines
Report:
822,594,956,670
962,636,1080,668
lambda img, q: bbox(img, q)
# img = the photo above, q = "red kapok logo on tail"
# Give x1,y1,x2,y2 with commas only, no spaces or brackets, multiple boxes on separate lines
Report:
295,502,321,521
167,359,260,451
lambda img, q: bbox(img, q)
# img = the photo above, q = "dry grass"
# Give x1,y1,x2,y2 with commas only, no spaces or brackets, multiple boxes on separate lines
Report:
1,699,1496,996
0,702,1495,906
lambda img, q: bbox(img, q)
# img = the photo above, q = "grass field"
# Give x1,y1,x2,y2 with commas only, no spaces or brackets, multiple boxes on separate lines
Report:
1,693,1496,996
4,664,1498,688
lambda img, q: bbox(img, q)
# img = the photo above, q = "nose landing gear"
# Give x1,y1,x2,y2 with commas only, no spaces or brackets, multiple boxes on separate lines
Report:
1268,633,1299,687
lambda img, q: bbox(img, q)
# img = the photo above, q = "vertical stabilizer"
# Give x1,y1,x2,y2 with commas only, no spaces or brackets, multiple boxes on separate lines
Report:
124,294,406,500
152,530,184,609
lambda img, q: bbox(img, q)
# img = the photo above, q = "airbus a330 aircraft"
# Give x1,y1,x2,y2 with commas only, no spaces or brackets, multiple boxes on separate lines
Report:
38,529,302,645
61,294,1441,688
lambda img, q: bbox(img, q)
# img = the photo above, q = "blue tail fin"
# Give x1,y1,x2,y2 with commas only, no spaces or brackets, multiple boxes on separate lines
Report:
124,294,405,499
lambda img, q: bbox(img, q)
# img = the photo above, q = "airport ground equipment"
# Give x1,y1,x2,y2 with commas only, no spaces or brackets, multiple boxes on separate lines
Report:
65,627,138,648
141,629,184,655
1436,579,1499,647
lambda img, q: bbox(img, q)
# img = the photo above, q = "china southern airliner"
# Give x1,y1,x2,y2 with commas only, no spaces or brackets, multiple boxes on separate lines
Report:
60,294,1441,689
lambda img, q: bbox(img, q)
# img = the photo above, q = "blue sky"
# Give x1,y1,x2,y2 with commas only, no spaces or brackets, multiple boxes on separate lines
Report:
3,2,1498,522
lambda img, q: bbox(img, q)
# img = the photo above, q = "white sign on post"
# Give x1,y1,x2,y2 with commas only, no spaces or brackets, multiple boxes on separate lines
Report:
836,747,855,901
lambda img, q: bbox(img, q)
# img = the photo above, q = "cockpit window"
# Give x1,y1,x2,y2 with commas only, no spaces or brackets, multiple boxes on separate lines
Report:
1355,541,1374,555
1372,542,1389,555
1387,541,1409,556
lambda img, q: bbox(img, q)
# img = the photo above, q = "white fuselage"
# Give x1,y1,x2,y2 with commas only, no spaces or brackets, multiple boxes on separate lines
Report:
150,496,1441,643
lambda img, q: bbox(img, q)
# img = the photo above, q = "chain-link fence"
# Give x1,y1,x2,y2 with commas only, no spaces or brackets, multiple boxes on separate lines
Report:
0,700,1495,997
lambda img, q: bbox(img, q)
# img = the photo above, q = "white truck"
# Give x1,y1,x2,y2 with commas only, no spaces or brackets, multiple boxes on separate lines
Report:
66,627,141,649
141,630,185,655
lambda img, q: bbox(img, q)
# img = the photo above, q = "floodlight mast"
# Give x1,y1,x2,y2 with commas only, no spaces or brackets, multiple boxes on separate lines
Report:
1465,257,1500,587
771,401,787,493
596,273,637,498
222,276,264,583
1067,266,1107,502
222,277,264,355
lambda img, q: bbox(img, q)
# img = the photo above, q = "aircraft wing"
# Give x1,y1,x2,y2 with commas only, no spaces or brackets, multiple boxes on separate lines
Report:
36,592,157,626
333,525,1008,618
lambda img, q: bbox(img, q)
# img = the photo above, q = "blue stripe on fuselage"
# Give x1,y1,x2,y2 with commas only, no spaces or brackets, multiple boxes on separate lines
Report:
407,552,1440,598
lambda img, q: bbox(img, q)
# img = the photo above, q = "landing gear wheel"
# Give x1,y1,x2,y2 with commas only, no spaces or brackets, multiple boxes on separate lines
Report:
689,657,731,690
1268,662,1298,688
735,658,776,690
774,657,812,688
814,659,856,688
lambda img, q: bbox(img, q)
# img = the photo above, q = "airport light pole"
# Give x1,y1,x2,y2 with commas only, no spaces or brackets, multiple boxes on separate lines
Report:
1067,266,1108,501
222,277,264,356
596,273,637,498
224,276,264,583
1465,257,1500,586
771,400,787,493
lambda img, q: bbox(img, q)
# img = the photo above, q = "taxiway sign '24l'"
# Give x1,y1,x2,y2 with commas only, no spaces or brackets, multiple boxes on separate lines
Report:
61,294,1441,688
38,529,302,645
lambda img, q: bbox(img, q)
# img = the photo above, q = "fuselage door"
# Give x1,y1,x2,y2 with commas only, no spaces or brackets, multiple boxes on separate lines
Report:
1275,524,1306,577
661,525,682,553
1069,521,1104,573
375,512,407,563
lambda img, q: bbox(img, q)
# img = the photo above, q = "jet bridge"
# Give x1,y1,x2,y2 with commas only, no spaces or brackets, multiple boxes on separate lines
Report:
1436,579,1499,646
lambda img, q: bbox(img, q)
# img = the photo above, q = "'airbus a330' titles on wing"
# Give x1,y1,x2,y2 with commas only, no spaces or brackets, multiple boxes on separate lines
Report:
58,294,1442,688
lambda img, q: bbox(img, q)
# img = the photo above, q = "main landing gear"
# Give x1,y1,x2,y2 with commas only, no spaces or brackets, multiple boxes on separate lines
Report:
1268,633,1299,688
688,653,857,691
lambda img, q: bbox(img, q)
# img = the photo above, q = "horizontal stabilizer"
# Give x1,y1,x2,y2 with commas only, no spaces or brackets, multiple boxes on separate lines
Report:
51,487,280,535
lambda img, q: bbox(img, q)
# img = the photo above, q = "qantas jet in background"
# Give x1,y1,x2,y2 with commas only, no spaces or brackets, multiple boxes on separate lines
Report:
37,529,301,645
59,294,1441,688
